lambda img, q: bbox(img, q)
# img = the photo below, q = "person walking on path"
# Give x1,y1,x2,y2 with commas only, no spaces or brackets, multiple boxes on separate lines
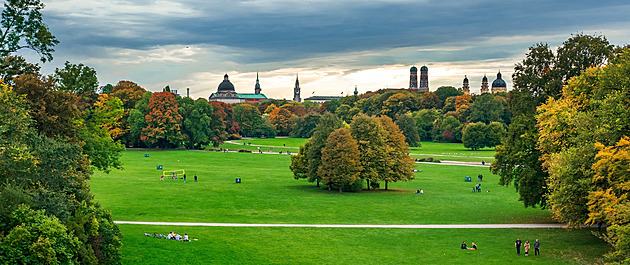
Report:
161,174,164,181
194,175,197,182
183,174,186,183
515,237,522,255
534,239,540,256
524,241,530,256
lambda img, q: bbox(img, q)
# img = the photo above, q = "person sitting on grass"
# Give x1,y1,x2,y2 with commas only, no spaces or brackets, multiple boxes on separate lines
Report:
183,233,189,241
415,189,421,194
461,241,467,249
176,233,182,241
469,242,477,250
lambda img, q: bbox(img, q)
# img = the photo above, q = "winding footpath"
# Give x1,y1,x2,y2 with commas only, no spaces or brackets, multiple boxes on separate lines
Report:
114,221,572,229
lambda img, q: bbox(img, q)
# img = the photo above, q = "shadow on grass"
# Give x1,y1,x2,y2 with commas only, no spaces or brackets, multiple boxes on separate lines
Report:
285,184,411,194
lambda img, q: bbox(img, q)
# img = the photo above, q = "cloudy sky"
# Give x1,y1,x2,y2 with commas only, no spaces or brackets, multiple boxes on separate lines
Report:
15,0,630,99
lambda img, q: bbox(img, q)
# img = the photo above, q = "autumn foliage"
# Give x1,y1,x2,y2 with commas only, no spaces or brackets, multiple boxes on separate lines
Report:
141,91,184,148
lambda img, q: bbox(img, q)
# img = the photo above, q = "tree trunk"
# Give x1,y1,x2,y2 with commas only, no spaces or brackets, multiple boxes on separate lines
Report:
328,184,332,191
317,179,320,187
385,180,388,190
339,187,342,193
366,179,370,190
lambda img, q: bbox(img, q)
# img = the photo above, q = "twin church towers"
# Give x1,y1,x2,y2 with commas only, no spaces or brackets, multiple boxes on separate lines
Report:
409,66,429,92
408,65,507,94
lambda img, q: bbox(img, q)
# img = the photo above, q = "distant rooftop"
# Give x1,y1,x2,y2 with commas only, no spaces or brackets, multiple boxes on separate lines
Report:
304,96,342,101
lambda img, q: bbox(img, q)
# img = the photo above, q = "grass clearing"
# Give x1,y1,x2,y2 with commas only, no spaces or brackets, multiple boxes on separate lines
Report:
120,224,608,264
92,150,551,224
89,148,609,264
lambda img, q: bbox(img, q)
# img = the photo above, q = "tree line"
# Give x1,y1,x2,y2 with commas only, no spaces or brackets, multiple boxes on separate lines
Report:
491,33,630,263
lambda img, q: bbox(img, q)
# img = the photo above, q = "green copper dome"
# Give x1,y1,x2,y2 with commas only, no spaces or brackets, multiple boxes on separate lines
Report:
410,66,418,71
492,72,506,88
420,65,428,71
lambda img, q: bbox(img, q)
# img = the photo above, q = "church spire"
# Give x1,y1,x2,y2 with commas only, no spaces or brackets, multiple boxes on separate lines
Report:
254,71,261,94
293,74,301,102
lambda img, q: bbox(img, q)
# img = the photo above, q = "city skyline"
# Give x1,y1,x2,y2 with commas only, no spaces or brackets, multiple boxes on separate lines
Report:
14,0,630,99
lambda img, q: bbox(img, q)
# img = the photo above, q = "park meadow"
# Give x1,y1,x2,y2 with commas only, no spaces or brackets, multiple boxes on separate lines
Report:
90,139,609,264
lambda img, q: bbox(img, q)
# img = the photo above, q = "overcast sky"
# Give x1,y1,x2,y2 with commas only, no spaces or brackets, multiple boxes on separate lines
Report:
14,0,630,99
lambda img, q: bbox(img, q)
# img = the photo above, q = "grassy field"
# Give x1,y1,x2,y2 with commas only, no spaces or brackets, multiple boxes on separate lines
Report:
90,149,608,264
120,225,607,264
93,150,550,224
225,138,496,163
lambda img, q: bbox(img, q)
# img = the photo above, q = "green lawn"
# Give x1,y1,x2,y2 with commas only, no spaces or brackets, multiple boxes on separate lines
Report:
120,225,608,264
90,149,609,264
225,138,496,163
92,150,551,224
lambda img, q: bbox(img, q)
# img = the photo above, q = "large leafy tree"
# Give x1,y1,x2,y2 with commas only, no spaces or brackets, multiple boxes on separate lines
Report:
588,137,630,263
350,114,388,190
12,73,80,141
290,141,310,180
54,61,98,94
395,113,421,147
413,109,441,141
0,55,39,85
306,112,343,186
0,0,59,62
379,116,415,190
318,128,361,193
233,103,263,137
461,122,486,151
141,91,184,148
270,107,293,136
79,94,124,173
290,111,320,138
469,93,504,124
183,99,213,149
434,86,462,102
492,34,613,209
0,82,123,263
382,92,419,118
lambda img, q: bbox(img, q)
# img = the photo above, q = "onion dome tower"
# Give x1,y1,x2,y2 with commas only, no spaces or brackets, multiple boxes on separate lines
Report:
462,75,470,95
480,74,489,94
491,71,507,93
354,85,358,96
419,65,429,92
409,66,418,90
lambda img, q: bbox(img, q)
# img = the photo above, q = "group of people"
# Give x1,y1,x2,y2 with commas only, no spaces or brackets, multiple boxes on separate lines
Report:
144,232,190,241
515,238,540,256
472,183,482,192
414,189,424,194
460,241,477,250
160,174,197,182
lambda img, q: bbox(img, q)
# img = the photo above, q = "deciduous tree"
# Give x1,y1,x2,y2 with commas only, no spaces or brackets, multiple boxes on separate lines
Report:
0,0,59,62
379,116,415,190
54,61,98,94
141,91,183,148
318,128,361,193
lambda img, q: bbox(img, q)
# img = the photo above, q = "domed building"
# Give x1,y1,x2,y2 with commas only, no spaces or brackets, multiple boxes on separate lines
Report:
491,71,507,93
209,73,268,104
